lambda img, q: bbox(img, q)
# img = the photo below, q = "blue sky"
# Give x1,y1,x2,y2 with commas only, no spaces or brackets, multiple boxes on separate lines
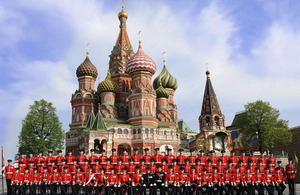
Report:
1,0,300,161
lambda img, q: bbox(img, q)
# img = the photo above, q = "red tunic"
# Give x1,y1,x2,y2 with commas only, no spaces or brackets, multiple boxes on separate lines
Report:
239,166,246,174
58,165,69,173
115,165,125,175
131,155,141,165
4,165,15,179
239,157,248,167
149,165,157,174
152,154,163,165
161,165,169,174
27,157,36,167
264,173,274,185
177,173,189,185
209,157,218,166
35,156,46,167
166,173,177,185
73,172,84,184
201,174,211,186
169,166,180,175
132,173,143,185
217,165,224,175
229,156,238,166
109,156,118,166
61,172,72,184
142,155,152,165
258,157,267,167
18,158,27,168
183,165,191,174
188,173,199,184
232,173,244,185
84,173,96,186
274,173,284,184
102,165,113,175
40,172,50,183
249,156,258,166
140,165,147,175
69,165,79,174
211,173,221,185
22,173,31,184
222,173,232,185
55,156,65,166
267,158,276,167
88,155,98,166
92,165,102,175
107,174,118,185
228,166,235,174
219,156,228,167
11,173,22,184
31,173,40,184
97,174,107,185
99,156,108,166
286,164,296,179
188,156,197,166
46,157,55,167
66,156,75,166
176,155,186,166
77,155,87,166
80,165,89,174
50,173,61,184
244,173,254,184
47,166,56,173
204,166,213,175
195,165,203,175
197,156,207,167
118,174,130,185
163,155,175,165
126,164,136,175
253,173,264,184
119,155,130,165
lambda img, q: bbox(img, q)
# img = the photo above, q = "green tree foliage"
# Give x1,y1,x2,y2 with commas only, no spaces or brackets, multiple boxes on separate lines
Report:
235,100,291,151
18,99,65,155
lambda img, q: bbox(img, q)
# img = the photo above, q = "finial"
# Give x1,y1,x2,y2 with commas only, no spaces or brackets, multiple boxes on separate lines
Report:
163,51,166,66
205,63,210,76
138,31,142,45
86,42,89,56
122,0,124,9
98,103,100,111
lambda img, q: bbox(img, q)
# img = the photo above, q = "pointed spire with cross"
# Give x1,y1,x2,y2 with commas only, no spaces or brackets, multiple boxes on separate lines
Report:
138,30,142,45
163,51,166,66
86,42,89,56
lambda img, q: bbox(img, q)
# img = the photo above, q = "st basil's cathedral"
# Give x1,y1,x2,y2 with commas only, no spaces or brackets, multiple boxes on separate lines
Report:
65,6,233,156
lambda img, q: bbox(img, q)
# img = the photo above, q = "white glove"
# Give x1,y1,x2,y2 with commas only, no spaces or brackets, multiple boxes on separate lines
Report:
132,184,135,186
94,184,97,187
107,184,109,186
118,185,120,187
143,184,146,187
198,185,201,187
83,184,86,187
114,185,117,187
154,183,156,186
150,184,153,186
161,184,164,186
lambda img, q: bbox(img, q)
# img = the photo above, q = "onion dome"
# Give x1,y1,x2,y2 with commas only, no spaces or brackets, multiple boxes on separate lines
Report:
126,43,156,75
156,77,169,98
153,60,178,91
97,70,119,94
118,5,128,19
76,55,98,78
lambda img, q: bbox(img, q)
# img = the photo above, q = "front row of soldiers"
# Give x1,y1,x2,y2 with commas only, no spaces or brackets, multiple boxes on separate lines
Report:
7,160,287,195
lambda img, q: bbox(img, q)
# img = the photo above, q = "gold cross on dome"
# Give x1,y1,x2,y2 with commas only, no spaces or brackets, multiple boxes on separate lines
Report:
138,31,142,44
163,51,166,65
86,42,90,56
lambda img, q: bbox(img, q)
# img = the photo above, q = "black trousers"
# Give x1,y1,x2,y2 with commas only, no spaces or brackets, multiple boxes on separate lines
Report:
165,184,176,195
72,183,83,195
49,183,59,195
118,184,131,195
176,184,188,195
39,183,47,195
30,183,38,195
6,179,12,195
85,185,94,195
199,185,210,195
61,184,70,195
189,184,198,195
11,184,20,195
265,184,274,195
245,184,254,195
234,183,244,195
222,184,233,195
211,184,221,195
275,183,286,195
254,184,264,195
96,185,106,195
132,184,142,195
106,185,117,195
20,184,30,195
153,184,163,195
287,178,295,195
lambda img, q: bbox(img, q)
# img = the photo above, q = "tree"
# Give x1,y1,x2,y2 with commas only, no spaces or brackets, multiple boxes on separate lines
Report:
18,99,65,155
234,100,291,151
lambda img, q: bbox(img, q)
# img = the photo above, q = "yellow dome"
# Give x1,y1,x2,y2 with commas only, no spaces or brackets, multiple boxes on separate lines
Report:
97,72,120,94
118,6,128,19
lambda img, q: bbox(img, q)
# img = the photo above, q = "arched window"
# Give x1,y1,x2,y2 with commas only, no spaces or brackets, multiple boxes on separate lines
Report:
124,129,128,134
138,128,141,134
206,117,211,126
164,130,167,136
118,128,122,134
133,129,136,134
214,116,220,126
145,128,149,134
150,128,154,134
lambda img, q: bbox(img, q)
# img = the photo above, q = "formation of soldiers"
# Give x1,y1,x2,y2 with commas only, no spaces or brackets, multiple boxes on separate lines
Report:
3,148,297,195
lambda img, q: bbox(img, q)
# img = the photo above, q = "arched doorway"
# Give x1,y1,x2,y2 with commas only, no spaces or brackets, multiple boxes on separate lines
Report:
117,143,132,155
214,132,228,150
94,139,108,154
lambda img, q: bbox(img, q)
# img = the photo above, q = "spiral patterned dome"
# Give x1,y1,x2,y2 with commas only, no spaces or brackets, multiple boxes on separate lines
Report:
126,44,156,75
76,56,98,78
153,63,178,91
156,78,169,98
97,72,120,94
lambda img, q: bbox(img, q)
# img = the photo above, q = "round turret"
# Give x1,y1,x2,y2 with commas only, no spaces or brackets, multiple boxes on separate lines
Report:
97,72,119,94
153,62,178,91
76,56,98,78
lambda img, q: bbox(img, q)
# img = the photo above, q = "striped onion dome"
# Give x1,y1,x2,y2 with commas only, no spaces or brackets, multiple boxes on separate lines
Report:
153,62,178,91
126,44,156,75
76,56,98,78
156,77,169,98
97,71,120,94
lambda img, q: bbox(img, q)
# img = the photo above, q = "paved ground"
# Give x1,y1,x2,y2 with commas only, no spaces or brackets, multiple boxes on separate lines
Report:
0,175,299,194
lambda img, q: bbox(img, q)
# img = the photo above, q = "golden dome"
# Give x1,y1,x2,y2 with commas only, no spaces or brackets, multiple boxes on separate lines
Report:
118,6,128,19
97,72,120,94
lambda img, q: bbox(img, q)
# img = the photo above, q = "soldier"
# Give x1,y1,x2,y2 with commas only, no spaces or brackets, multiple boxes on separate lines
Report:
267,161,275,175
18,153,27,168
69,159,79,175
81,159,90,175
11,168,22,195
118,167,131,195
4,159,15,195
188,150,197,166
163,148,175,166
176,149,186,166
131,148,141,166
273,167,285,195
139,159,147,175
153,165,165,195
46,151,55,167
195,159,203,175
119,148,130,166
177,167,189,195
229,151,238,167
149,159,158,174
96,168,107,195
109,149,118,166
232,166,244,195
20,167,31,195
77,149,88,166
221,167,233,195
66,150,75,167
152,148,163,166
19,162,25,176
257,160,265,174
244,167,255,195
267,152,276,167
115,158,125,175
161,159,169,174
188,166,199,195
27,152,35,167
58,159,69,173
276,161,285,176
216,159,224,176
248,151,258,167
83,167,97,195
208,150,218,167
197,150,207,167
264,167,275,195
28,161,35,174
103,159,113,175
106,168,118,195
248,160,256,174
99,150,108,166
55,150,65,167
238,160,246,175
49,167,60,195
200,169,211,195
219,150,228,167
210,167,221,195
228,161,235,174
35,151,46,168
165,166,177,195
253,167,264,195
47,160,56,174
30,168,40,195
258,151,267,167
39,167,50,195
286,158,296,195
92,159,102,175
88,149,98,166
182,158,191,174
132,166,143,195
204,159,213,175
142,148,152,166
239,150,248,167
170,159,180,175
126,158,136,176
72,166,85,195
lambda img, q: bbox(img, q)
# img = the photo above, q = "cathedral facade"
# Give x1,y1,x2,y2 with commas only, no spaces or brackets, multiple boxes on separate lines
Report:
66,7,179,156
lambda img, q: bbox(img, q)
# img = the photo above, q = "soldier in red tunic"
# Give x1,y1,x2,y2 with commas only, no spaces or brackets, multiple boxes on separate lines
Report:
115,158,125,175
20,167,31,194
30,168,40,195
200,169,211,195
72,166,85,195
248,160,256,174
132,166,143,195
264,167,275,195
88,149,98,166
92,159,102,175
195,159,203,175
83,167,97,195
229,151,238,167
55,150,65,167
80,159,90,175
232,166,244,195
208,150,218,167
46,150,55,167
142,148,152,166
139,159,147,175
109,149,118,166
188,150,197,166
239,150,248,167
11,168,22,195
27,152,36,167
152,148,163,166
249,151,258,167
66,150,75,167
177,167,189,195
49,167,61,195
165,166,177,195
96,168,107,195
120,148,130,165
131,148,141,165
286,158,296,195
274,167,286,195
149,159,158,174
69,159,79,175
35,151,46,168
238,160,246,175
210,167,221,195
18,153,27,168
170,159,180,175
182,158,192,174
39,167,50,195
164,148,175,166
228,161,236,174
161,159,169,174
176,149,186,166
103,159,113,175
267,161,275,175
106,168,118,195
244,167,255,195
219,150,228,167
257,160,265,174
204,159,213,175
253,167,264,195
126,158,136,176
188,166,199,195
197,150,207,167
4,159,15,195
58,159,69,173
258,151,267,168
267,152,276,168
118,167,131,195
217,159,224,176
77,149,87,166
276,161,285,176
221,167,233,195
27,161,35,174
99,150,108,166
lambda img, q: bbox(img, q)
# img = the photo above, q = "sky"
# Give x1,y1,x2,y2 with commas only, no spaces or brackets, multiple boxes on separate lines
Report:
1,0,300,161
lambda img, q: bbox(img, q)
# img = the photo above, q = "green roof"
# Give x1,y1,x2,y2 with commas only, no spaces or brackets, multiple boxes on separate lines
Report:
178,120,195,133
90,110,107,131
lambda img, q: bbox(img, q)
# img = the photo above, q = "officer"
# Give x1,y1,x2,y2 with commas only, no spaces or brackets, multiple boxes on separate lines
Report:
154,165,166,195
4,159,14,195
143,167,155,195
188,166,199,195
286,158,296,195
